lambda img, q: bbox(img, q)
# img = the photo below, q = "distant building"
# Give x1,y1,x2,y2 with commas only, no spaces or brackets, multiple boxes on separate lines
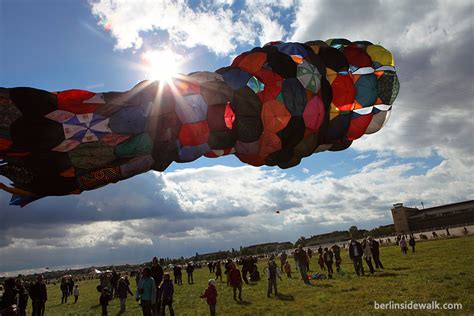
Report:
391,200,474,234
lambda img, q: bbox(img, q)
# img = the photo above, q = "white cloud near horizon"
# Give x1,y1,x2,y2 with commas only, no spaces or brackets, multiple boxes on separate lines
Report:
2,155,473,273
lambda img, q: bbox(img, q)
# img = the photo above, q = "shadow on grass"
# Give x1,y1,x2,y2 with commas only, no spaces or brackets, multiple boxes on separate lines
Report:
373,272,406,277
246,282,258,286
237,300,252,305
341,287,357,292
90,304,101,310
276,293,294,301
313,283,333,288
390,267,410,271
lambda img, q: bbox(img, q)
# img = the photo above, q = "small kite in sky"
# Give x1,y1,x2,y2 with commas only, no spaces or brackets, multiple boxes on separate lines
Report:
0,39,399,206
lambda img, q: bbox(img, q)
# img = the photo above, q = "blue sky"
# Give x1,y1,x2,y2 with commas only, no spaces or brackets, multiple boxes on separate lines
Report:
1,0,473,275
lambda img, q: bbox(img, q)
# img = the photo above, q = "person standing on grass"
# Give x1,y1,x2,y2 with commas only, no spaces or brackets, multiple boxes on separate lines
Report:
400,236,408,255
176,265,183,285
186,262,195,284
284,261,292,278
99,287,112,316
158,273,175,316
305,248,311,271
368,237,384,269
16,278,28,316
29,275,47,316
111,270,119,298
200,279,217,316
280,252,287,272
362,239,375,274
318,252,326,271
117,276,134,314
348,238,365,276
323,248,334,278
135,269,142,287
151,256,164,314
409,234,416,253
173,265,178,284
224,259,233,286
229,262,243,301
101,272,112,293
241,256,253,285
136,267,156,316
73,284,80,303
331,245,342,272
266,256,282,297
172,265,183,285
68,278,74,297
294,245,310,284
293,251,298,271
215,261,222,282
60,278,69,304
0,278,18,316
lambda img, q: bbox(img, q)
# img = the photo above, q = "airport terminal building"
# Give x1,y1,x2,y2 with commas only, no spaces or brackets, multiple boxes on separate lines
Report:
391,200,474,234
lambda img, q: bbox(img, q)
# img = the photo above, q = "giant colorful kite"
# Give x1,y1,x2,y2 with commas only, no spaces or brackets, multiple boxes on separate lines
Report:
0,39,399,206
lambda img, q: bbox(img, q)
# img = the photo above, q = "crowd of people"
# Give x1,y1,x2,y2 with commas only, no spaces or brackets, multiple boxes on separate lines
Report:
3,229,466,315
0,275,47,316
0,238,394,316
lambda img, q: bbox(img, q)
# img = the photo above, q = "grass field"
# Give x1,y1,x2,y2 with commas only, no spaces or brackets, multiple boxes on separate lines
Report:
25,236,474,315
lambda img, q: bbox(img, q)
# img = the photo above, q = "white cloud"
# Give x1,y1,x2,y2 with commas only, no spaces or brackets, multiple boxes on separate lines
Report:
89,0,292,54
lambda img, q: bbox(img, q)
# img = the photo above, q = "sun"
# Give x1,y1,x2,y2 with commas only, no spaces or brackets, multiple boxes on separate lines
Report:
142,49,181,82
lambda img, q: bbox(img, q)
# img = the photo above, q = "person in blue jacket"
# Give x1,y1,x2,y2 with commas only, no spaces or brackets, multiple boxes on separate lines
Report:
136,267,156,316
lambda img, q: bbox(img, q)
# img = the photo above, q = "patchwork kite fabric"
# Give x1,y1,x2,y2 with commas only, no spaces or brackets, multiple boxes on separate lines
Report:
0,38,399,206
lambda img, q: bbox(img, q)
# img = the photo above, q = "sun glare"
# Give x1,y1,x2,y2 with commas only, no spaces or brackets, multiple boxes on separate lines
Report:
142,49,181,82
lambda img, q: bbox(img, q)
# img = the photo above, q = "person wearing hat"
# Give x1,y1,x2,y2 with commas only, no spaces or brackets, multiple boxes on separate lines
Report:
200,279,217,316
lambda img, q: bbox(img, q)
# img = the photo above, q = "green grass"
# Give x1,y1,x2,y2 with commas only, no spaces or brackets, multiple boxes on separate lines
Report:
25,236,474,315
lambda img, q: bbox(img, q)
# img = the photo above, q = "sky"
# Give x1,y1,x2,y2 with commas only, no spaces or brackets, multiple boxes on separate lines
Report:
0,0,473,275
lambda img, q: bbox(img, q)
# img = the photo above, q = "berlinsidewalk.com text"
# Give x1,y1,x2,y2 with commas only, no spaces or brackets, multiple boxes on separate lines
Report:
374,301,463,310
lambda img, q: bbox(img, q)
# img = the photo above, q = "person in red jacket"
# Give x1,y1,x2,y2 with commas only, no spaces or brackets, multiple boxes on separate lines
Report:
228,263,243,301
200,279,217,316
